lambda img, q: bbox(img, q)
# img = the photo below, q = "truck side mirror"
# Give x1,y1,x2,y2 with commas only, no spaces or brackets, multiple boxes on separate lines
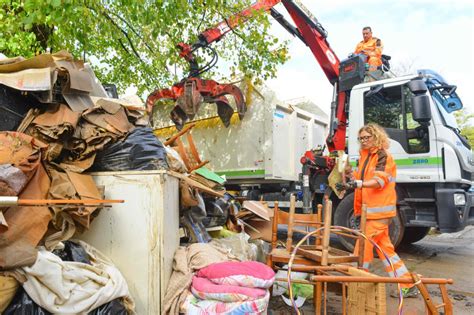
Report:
407,79,428,94
412,94,431,124
408,79,431,124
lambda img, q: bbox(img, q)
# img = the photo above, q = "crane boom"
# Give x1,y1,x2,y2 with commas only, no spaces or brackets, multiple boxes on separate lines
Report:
147,0,348,151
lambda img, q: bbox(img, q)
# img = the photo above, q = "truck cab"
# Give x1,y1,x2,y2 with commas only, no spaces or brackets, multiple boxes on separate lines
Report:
341,70,474,245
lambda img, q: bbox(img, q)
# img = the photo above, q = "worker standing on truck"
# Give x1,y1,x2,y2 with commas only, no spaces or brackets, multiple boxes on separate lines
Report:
354,26,383,72
338,123,417,297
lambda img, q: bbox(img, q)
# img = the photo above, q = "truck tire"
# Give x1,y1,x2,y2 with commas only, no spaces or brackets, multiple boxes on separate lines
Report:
400,227,430,244
333,193,404,251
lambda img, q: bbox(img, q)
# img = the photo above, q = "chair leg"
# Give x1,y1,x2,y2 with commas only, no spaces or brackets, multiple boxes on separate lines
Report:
411,273,438,315
439,284,453,315
314,271,322,315
321,200,332,266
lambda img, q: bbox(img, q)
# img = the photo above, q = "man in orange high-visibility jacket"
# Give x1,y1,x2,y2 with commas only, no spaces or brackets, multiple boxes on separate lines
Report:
337,123,417,297
355,26,383,71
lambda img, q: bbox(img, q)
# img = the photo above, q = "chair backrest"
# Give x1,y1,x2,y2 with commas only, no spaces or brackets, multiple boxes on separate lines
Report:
270,195,322,252
164,123,209,172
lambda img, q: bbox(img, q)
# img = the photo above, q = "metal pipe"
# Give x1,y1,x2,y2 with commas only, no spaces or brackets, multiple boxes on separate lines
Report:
302,163,312,213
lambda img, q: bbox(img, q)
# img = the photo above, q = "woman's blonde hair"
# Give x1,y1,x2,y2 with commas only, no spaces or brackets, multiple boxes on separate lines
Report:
358,123,390,149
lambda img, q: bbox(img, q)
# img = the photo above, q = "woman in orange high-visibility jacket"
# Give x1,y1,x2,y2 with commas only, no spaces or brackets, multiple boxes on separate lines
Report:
340,123,417,297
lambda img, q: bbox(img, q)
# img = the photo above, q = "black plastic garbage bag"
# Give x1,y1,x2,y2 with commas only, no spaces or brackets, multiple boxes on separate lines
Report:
3,288,51,315
91,127,168,171
202,193,233,228
52,240,90,264
88,298,128,315
0,85,38,131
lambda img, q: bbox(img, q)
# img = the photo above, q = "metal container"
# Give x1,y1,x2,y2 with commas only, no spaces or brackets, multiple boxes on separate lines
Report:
154,93,328,184
79,170,179,315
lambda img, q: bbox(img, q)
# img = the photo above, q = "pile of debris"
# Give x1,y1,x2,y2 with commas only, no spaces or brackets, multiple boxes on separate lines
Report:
0,51,170,314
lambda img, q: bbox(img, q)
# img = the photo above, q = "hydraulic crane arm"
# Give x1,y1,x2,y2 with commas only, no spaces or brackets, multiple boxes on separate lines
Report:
187,0,341,84
147,0,348,151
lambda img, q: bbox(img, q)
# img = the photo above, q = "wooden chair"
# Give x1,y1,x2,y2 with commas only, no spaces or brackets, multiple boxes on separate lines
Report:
266,195,324,311
266,195,367,314
164,123,209,172
295,201,367,315
295,200,367,267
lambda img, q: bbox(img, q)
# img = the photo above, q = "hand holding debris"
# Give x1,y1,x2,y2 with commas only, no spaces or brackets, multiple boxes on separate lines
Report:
335,180,362,191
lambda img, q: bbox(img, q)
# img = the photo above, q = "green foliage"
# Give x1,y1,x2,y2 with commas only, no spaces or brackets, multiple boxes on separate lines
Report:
0,0,289,95
455,109,474,148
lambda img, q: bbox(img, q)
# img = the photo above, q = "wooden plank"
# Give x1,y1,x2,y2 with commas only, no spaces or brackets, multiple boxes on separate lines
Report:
168,170,225,197
164,123,195,145
296,248,359,264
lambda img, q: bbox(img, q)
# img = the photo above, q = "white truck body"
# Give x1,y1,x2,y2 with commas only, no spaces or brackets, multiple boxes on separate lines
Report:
155,93,328,183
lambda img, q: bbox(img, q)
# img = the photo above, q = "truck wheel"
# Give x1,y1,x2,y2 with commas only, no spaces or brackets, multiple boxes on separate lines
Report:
400,227,431,244
333,193,405,251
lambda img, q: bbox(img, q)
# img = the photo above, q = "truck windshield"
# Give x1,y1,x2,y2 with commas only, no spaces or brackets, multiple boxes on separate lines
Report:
419,69,463,130
431,91,460,130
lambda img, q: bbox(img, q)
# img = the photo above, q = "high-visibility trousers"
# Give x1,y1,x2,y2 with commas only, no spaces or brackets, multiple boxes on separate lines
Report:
367,56,382,71
354,219,412,288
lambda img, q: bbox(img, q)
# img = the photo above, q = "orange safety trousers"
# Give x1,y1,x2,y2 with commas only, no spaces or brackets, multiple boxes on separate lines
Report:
354,219,412,288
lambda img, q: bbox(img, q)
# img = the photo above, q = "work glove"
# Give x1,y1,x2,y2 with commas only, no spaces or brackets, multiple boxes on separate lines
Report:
335,180,362,191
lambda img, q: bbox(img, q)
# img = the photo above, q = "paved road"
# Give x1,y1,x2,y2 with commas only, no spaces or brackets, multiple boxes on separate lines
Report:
385,226,474,314
268,226,474,314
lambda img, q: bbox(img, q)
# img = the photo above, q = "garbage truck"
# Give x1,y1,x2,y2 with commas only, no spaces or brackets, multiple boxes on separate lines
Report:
149,0,474,247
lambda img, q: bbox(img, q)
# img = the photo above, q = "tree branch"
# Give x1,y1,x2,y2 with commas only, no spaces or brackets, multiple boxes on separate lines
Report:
86,4,161,84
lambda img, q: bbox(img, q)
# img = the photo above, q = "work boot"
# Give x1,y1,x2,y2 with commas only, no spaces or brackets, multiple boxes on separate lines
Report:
402,287,419,298
390,287,419,298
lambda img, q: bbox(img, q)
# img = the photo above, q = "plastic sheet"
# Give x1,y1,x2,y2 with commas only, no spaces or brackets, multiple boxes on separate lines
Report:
88,298,128,315
181,211,212,243
211,233,257,261
3,288,51,315
52,240,90,264
0,85,37,132
202,193,233,228
92,127,168,171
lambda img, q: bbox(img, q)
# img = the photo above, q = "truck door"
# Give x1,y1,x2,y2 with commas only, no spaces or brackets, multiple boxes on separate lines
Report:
362,84,441,182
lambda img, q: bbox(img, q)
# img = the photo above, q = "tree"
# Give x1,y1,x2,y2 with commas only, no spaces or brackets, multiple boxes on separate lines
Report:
0,0,289,95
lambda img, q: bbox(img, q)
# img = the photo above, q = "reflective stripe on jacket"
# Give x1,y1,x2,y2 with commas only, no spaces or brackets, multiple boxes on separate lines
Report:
353,147,397,219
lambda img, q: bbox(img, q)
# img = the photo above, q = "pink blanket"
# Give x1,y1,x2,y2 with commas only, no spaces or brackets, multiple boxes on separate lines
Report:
192,277,266,302
196,261,275,289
